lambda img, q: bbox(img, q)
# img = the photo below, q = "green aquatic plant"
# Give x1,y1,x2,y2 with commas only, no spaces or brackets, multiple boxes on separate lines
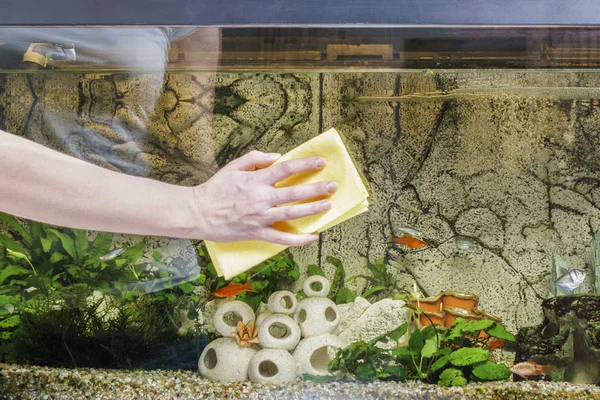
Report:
0,213,144,360
0,212,146,299
326,317,515,386
348,257,399,300
0,212,208,366
198,245,300,311
297,256,356,304
4,293,209,368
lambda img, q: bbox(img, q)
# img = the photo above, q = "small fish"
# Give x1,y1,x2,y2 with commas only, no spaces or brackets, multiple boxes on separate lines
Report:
510,361,553,379
396,227,424,238
99,248,125,261
3,304,14,314
554,269,586,293
24,286,37,293
455,236,476,250
487,337,505,350
392,235,428,249
212,282,255,299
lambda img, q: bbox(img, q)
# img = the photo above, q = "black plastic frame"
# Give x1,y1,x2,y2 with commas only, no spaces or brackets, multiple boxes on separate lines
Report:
2,0,600,26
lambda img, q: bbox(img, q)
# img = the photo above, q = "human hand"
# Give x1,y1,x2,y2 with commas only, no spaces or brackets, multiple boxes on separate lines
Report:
193,150,338,245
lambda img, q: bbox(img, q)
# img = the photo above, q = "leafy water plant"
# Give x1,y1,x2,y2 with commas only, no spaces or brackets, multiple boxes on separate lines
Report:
0,212,145,299
0,212,208,367
327,317,515,386
198,245,301,311
348,257,399,300
0,213,144,360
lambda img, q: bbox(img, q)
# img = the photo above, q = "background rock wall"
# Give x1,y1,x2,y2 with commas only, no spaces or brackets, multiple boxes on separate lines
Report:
2,70,600,333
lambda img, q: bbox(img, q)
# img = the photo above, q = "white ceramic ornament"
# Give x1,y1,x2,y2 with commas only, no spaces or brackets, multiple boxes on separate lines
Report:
255,309,273,329
213,300,256,337
294,297,340,337
248,348,298,384
257,313,301,350
293,334,347,376
303,275,330,297
199,337,257,382
267,290,298,314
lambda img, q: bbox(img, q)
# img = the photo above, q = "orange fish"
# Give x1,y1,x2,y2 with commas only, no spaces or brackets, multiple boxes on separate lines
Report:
392,235,428,249
212,282,255,299
510,361,553,379
487,338,505,350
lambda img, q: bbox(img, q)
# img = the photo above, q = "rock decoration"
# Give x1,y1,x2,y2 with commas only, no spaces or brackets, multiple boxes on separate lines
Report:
247,349,298,385
267,290,298,314
198,301,257,382
335,297,410,346
199,280,348,384
293,334,347,376
410,291,502,328
213,301,256,337
293,297,340,338
292,278,346,376
198,337,257,382
257,314,301,351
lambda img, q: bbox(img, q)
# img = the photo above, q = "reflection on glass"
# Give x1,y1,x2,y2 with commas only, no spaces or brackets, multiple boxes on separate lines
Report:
1,26,600,379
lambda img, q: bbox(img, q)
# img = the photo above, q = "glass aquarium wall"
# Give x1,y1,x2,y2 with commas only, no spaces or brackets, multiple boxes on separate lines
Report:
1,26,600,384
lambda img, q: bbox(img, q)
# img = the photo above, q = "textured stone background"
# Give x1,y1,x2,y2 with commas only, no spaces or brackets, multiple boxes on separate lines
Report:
2,70,600,334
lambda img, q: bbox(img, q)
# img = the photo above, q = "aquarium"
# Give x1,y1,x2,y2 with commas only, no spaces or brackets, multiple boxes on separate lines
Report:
2,22,600,399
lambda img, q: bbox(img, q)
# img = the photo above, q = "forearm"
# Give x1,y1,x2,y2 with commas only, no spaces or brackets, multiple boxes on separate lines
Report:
0,130,202,238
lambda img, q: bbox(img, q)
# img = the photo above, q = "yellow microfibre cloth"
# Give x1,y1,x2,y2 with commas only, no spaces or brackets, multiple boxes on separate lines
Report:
204,128,370,280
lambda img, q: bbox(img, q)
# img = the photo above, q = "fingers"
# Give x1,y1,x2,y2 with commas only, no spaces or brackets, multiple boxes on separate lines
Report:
256,228,319,247
258,156,327,185
270,181,338,206
268,200,332,222
228,151,281,171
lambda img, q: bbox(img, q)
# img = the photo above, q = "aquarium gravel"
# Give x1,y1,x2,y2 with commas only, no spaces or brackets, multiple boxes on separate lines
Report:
1,365,600,400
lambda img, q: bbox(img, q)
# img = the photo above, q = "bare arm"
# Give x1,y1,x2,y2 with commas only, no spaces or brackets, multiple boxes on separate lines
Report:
0,130,335,245
0,130,203,239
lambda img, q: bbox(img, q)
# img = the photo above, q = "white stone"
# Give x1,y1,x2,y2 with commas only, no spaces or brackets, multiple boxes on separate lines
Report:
267,290,298,314
258,314,301,350
213,301,256,337
303,275,330,297
255,310,273,329
198,337,257,382
334,296,372,335
294,297,340,337
293,334,347,376
337,298,410,346
248,349,299,384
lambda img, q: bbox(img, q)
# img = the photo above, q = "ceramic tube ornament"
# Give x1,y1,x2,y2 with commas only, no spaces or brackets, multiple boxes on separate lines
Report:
213,300,256,337
293,334,347,376
248,349,299,384
267,290,299,314
294,297,340,337
257,314,301,350
303,275,331,297
199,337,257,382
255,310,273,329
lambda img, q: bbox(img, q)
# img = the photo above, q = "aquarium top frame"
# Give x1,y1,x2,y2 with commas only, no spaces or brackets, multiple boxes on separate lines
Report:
3,0,600,26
